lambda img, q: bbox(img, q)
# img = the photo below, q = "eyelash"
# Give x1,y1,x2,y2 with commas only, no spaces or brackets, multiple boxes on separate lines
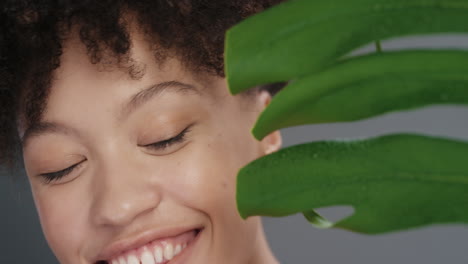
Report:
40,160,85,184
143,125,191,151
39,126,192,183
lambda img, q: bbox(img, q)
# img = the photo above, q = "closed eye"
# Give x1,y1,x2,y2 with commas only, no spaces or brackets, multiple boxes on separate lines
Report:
142,124,193,151
39,159,86,183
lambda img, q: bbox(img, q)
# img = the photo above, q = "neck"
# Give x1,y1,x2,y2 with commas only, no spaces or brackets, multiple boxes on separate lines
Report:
248,217,280,264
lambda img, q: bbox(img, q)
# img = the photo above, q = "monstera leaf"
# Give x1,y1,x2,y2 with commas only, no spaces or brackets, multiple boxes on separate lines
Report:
225,0,468,234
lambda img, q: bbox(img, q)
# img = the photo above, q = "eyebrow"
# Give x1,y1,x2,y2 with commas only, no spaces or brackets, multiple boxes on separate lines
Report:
21,121,76,149
119,80,200,121
21,80,200,148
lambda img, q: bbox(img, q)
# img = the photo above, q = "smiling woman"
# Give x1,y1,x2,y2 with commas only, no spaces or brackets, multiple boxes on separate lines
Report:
0,1,285,263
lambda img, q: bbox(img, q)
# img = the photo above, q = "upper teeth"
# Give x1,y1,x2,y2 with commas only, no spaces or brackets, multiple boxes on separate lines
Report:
110,243,187,264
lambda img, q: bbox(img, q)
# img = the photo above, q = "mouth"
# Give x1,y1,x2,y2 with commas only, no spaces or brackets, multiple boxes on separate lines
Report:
96,228,203,264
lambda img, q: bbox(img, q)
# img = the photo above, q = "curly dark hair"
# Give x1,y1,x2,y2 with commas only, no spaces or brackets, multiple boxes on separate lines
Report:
0,0,285,169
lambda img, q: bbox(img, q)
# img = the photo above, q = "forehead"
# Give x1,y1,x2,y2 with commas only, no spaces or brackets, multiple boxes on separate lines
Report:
57,26,228,106
19,29,228,145
54,28,210,91
49,32,221,110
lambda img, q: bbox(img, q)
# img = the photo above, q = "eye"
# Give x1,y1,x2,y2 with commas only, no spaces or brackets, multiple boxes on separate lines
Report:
39,159,86,184
141,124,193,153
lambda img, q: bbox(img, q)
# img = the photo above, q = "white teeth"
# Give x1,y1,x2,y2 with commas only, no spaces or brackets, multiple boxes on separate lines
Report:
127,255,139,264
174,244,182,255
154,246,163,263
163,243,174,260
118,257,127,264
111,240,189,264
141,250,156,264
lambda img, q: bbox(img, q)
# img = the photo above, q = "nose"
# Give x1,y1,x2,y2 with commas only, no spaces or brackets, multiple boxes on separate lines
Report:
90,154,162,227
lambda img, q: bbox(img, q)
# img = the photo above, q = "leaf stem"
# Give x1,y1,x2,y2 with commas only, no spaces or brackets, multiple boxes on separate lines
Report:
375,40,383,53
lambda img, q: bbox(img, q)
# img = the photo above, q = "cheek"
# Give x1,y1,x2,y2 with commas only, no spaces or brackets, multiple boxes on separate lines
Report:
165,123,262,241
163,143,235,213
170,126,260,212
181,128,263,261
32,185,89,262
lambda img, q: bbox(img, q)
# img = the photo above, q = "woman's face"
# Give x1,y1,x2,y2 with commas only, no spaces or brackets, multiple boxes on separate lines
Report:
21,30,281,264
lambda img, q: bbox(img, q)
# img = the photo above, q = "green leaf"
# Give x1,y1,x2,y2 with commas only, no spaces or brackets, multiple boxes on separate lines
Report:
225,0,468,94
237,134,468,234
252,50,468,139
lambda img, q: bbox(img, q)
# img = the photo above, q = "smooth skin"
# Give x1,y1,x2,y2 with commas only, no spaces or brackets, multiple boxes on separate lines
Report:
20,26,282,264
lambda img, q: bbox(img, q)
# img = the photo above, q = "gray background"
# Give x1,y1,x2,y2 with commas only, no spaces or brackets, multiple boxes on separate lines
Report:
2,35,468,263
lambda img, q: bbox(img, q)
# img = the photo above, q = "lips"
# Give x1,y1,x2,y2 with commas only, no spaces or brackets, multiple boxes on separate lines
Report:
96,228,202,264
